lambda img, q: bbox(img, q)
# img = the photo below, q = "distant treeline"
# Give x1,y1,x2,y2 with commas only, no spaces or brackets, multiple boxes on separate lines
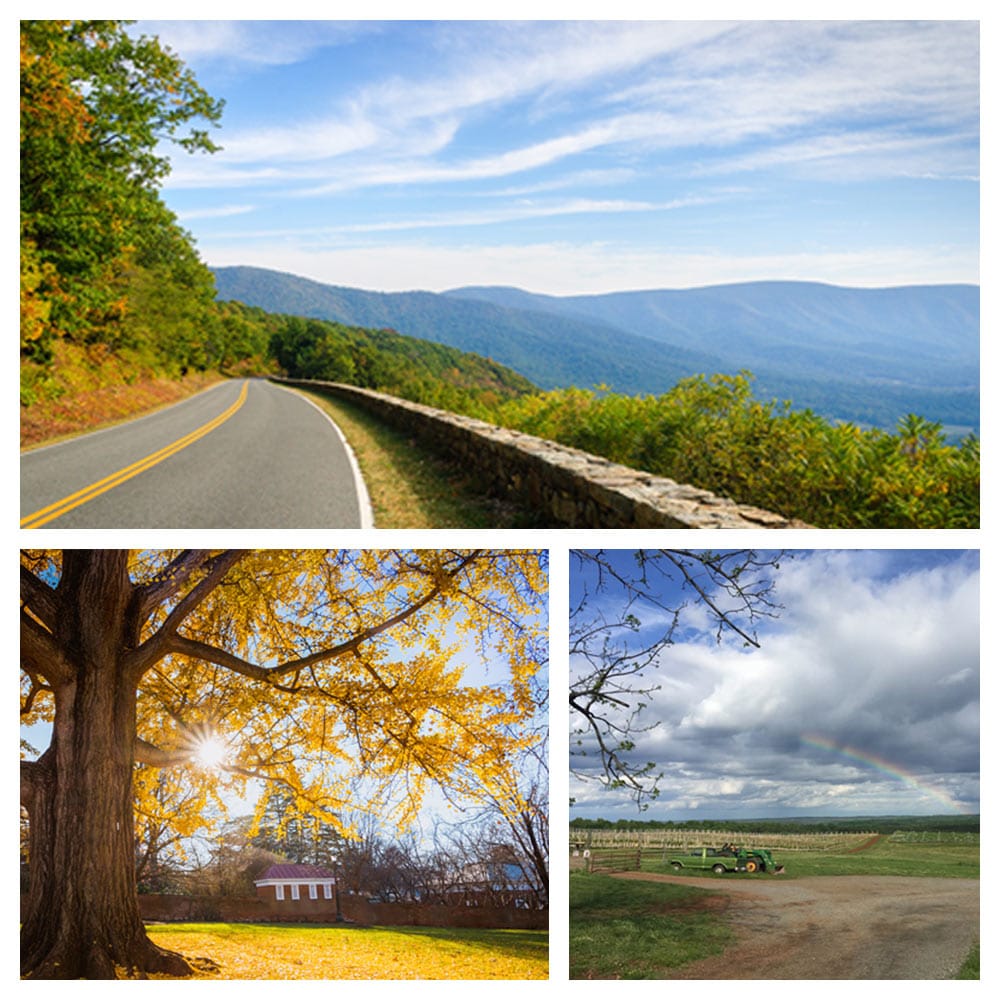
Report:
569,815,980,835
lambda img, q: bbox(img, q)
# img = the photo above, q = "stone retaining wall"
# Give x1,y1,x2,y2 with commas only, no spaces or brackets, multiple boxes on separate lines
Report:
277,378,810,529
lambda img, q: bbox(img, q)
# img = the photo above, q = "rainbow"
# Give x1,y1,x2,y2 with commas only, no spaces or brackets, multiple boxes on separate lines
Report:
801,733,973,814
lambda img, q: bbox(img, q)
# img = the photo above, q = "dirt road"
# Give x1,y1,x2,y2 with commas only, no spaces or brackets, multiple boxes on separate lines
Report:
613,872,978,979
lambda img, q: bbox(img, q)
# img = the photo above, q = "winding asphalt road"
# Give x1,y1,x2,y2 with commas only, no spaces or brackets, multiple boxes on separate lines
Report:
20,379,372,528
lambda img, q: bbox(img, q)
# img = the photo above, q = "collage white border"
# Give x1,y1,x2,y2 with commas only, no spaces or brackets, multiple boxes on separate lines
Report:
12,1,993,991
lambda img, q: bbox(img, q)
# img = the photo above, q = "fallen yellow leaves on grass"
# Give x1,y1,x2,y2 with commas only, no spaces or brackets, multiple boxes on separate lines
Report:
146,922,548,980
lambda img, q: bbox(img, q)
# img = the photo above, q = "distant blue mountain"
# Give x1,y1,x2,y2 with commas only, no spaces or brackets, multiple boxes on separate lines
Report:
213,266,979,434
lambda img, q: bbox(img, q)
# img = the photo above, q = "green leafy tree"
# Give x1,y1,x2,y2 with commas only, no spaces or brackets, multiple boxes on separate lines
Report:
20,20,222,354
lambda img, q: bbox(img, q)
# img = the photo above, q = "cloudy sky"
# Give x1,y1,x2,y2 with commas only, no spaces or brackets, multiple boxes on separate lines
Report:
138,15,980,294
569,549,980,820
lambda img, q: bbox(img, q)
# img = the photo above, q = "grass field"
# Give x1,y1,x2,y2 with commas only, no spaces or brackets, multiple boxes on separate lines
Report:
145,922,548,979
641,833,979,880
569,873,729,979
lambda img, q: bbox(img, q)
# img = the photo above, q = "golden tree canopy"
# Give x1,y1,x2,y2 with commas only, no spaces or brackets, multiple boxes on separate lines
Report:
21,549,548,837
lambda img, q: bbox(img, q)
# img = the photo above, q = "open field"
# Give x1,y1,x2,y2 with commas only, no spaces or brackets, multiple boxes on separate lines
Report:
570,832,979,979
145,922,548,979
572,829,979,879
645,833,979,879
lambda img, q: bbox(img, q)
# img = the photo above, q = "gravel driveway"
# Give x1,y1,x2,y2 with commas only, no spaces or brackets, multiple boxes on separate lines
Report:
612,872,979,979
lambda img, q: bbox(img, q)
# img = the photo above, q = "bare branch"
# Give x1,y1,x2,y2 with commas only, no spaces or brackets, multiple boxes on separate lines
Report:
569,548,784,805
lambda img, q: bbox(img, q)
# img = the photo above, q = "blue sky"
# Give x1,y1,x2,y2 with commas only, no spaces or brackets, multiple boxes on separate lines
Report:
569,549,980,819
139,15,981,295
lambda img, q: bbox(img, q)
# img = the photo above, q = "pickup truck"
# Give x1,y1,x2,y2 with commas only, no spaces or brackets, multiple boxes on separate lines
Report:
667,846,783,874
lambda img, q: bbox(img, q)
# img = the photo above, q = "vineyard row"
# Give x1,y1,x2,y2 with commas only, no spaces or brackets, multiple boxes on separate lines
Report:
569,829,877,852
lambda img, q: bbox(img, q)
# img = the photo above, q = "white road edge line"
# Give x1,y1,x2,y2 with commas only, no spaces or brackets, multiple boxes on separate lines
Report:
271,381,375,530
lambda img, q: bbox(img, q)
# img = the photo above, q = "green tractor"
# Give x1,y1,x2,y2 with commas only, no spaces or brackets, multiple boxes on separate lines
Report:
667,843,785,875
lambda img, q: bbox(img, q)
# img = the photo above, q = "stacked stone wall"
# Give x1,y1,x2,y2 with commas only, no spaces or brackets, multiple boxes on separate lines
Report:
276,378,810,529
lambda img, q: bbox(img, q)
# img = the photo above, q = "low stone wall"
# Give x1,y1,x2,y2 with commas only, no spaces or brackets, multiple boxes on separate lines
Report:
137,893,545,930
277,378,810,529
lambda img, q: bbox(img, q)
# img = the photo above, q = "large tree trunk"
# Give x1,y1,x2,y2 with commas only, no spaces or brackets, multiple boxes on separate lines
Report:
20,552,192,979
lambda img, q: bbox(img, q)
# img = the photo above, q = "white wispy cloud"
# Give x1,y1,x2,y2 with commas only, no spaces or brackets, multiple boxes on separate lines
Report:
695,129,981,182
175,203,255,221
355,21,728,129
139,20,378,68
321,195,712,233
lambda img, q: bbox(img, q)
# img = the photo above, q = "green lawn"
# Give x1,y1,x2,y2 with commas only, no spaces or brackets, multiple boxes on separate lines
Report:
955,940,980,979
569,873,730,979
146,922,548,979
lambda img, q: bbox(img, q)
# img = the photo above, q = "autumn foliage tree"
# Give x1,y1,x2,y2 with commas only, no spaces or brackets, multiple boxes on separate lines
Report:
20,549,547,979
20,20,222,363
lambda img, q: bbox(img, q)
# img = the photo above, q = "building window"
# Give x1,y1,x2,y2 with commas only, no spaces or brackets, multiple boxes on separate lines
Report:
291,884,300,901
309,883,318,900
323,883,333,900
275,884,284,901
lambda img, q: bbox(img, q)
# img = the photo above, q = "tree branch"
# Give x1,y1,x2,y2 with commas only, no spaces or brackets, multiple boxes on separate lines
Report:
21,752,54,808
133,738,191,768
161,555,477,683
128,550,247,679
20,609,74,686
20,564,59,631
137,550,218,619
140,550,247,626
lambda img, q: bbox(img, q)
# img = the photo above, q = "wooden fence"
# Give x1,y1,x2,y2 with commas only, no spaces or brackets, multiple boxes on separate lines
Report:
570,846,643,874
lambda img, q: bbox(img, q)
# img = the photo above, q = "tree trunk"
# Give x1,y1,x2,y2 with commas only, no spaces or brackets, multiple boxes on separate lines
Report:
21,552,192,979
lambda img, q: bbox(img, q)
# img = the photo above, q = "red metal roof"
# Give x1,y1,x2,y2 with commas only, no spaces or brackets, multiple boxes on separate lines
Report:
256,863,336,881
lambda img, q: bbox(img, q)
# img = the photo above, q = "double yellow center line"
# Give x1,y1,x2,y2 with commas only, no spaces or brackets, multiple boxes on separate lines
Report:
21,381,249,529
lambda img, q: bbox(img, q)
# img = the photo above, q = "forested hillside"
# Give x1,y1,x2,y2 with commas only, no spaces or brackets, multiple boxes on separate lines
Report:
270,314,536,414
215,265,979,435
213,265,719,404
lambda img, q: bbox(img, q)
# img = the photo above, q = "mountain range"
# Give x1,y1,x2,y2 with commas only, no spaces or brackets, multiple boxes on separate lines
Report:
213,266,979,434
